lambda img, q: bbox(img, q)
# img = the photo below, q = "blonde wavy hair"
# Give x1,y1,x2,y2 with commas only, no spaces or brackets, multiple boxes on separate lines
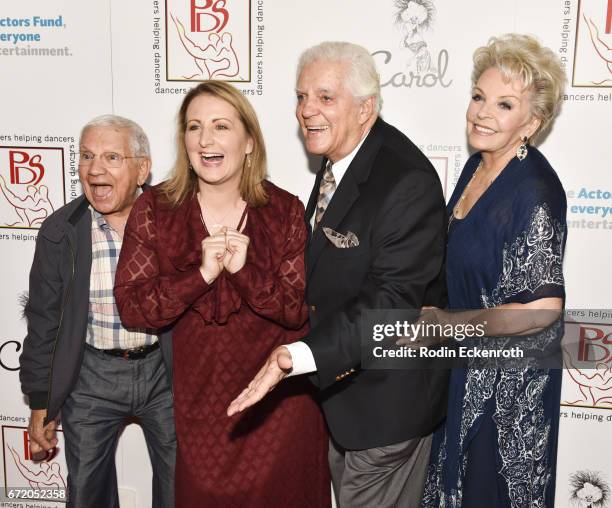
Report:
472,34,566,141
160,81,268,207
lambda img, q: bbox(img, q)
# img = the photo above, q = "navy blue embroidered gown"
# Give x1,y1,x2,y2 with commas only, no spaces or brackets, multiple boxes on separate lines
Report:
421,148,567,508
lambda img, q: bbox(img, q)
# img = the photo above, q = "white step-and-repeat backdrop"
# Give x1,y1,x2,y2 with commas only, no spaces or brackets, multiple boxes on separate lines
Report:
0,1,610,506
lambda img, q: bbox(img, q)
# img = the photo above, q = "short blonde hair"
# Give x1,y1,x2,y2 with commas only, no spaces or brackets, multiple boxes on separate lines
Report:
472,34,566,140
160,81,268,207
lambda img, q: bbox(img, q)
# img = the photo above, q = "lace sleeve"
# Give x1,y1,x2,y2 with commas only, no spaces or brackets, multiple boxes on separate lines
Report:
115,189,211,328
481,181,567,308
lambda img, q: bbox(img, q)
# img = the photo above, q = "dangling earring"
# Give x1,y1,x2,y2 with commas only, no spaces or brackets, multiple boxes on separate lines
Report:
188,162,194,171
245,154,252,169
516,136,528,161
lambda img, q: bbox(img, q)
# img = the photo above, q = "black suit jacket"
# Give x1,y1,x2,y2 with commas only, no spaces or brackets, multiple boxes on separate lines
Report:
304,117,448,450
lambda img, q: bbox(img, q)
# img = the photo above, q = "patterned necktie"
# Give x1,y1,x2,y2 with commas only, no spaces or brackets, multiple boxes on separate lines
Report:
314,161,336,229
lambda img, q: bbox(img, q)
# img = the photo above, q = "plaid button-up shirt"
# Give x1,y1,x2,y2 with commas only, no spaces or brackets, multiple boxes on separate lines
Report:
87,208,157,349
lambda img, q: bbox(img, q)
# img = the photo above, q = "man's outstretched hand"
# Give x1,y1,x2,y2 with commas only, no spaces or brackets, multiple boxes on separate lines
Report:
227,346,293,416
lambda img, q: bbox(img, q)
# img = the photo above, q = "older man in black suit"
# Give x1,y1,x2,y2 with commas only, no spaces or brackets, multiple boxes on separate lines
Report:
229,41,448,507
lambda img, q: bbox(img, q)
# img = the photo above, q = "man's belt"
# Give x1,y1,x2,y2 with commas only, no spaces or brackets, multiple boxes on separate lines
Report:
87,341,160,360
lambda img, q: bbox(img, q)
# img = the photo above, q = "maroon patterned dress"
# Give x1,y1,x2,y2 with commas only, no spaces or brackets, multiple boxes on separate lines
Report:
115,181,330,507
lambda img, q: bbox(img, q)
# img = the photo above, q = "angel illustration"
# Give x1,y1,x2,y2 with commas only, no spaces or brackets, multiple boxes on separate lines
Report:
395,0,436,74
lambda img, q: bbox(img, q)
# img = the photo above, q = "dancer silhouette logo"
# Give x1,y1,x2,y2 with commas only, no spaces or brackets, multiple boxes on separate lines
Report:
166,0,252,82
0,146,66,230
562,320,612,409
573,0,612,87
2,426,68,502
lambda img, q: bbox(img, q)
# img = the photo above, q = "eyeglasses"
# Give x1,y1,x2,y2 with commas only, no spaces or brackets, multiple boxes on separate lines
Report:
79,151,143,169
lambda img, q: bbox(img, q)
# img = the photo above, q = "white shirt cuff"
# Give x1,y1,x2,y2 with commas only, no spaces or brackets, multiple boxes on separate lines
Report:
284,341,317,376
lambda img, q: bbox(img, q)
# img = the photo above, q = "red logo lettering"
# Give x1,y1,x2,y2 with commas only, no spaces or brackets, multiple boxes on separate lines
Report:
24,429,59,462
190,0,228,33
23,430,31,461
9,150,45,185
578,325,612,363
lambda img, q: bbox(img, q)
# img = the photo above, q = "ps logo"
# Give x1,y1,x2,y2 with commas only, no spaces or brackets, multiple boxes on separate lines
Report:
190,0,229,33
0,146,65,230
166,0,249,82
562,320,612,408
578,324,612,364
23,430,59,462
9,150,45,186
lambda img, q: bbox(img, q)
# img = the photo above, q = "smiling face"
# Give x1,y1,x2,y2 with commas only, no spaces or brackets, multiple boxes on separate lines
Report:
295,59,375,163
466,67,541,160
78,126,150,223
184,94,254,191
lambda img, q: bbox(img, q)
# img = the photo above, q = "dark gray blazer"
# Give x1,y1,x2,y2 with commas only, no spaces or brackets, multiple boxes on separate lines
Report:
19,194,172,424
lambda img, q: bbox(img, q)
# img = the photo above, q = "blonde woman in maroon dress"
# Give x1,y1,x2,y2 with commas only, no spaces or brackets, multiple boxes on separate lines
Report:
114,81,330,507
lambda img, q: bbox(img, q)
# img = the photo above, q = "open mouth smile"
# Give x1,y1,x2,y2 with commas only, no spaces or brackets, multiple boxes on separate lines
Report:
200,152,225,164
90,184,113,199
305,126,329,133
473,124,496,135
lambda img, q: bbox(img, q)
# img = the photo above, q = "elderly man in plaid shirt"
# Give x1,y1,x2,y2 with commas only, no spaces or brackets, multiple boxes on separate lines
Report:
19,115,175,508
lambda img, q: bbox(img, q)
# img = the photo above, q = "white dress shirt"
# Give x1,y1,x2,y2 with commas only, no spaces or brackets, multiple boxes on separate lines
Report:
286,132,370,376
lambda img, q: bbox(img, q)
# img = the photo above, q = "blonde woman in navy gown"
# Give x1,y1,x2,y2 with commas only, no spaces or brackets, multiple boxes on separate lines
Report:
421,35,567,507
